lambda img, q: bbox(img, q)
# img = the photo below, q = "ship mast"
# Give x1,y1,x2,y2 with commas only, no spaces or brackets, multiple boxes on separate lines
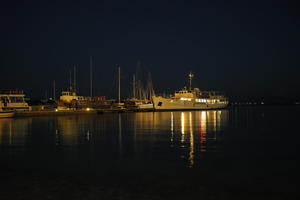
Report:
188,72,194,91
118,66,121,103
73,65,76,93
90,56,93,97
53,80,56,100
146,72,155,101
69,70,73,92
132,74,136,99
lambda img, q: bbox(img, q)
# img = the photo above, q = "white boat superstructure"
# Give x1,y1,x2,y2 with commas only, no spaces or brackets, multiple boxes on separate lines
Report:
59,91,91,103
0,90,29,111
59,66,91,103
124,99,154,111
152,73,228,110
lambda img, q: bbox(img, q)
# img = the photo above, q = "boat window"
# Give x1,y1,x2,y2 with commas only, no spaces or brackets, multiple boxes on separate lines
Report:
0,97,9,103
10,97,24,103
158,102,163,106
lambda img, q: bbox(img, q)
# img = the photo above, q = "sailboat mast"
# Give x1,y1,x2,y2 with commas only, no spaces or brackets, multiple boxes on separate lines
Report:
118,66,121,103
90,56,93,97
53,80,56,100
69,70,73,91
133,74,136,99
73,65,76,93
147,72,155,100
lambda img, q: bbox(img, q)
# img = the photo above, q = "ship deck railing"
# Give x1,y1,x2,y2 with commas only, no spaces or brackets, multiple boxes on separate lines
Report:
0,90,24,95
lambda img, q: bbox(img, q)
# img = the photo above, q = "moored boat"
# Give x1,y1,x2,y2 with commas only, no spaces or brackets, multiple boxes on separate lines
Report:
152,72,228,110
0,90,29,111
124,99,154,111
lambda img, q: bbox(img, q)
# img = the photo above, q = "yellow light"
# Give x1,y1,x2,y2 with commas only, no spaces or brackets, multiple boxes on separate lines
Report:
86,108,90,111
180,98,192,101
55,109,58,112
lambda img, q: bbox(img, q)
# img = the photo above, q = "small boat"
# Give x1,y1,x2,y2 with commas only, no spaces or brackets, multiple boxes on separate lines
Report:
0,90,29,111
124,99,154,111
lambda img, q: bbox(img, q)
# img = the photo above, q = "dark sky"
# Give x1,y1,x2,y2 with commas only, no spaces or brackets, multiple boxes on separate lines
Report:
0,0,299,100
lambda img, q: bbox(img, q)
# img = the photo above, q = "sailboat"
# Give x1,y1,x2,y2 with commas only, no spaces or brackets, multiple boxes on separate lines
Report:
124,72,154,111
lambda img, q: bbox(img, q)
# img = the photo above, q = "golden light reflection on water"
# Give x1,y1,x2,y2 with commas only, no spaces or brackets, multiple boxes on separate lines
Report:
189,112,194,168
213,111,217,132
118,114,122,156
57,116,90,146
0,110,228,168
181,112,185,143
170,112,174,143
0,118,31,146
200,111,207,152
167,110,228,167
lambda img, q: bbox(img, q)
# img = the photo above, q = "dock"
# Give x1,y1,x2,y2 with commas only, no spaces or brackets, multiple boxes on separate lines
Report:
15,110,98,117
14,108,152,117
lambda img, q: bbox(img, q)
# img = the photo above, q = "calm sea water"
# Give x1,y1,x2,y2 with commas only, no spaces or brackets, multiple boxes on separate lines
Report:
0,106,299,199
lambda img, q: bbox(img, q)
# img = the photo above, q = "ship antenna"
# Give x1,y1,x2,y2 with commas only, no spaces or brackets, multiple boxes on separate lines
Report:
188,72,194,90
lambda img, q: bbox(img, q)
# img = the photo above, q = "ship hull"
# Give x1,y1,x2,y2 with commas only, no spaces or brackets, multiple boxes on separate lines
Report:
152,96,228,110
0,111,15,118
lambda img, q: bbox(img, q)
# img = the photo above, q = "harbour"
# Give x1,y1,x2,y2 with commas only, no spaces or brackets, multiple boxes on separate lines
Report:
1,1,299,199
1,71,230,118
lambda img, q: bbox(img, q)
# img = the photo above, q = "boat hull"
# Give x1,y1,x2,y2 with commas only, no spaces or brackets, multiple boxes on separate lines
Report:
152,96,228,110
137,103,154,110
0,111,15,118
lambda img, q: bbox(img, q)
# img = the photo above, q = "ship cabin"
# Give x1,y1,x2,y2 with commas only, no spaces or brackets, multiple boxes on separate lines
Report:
59,91,91,103
175,88,208,103
60,91,79,103
174,88,227,104
175,89,195,99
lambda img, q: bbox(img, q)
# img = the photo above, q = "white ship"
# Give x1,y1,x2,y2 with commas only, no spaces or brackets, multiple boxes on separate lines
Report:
152,72,228,110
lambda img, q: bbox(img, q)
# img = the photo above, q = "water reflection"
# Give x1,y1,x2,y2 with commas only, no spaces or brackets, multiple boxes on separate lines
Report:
189,112,194,168
0,118,31,146
167,110,229,167
181,112,185,143
118,114,122,157
170,112,174,144
0,110,229,168
200,111,207,152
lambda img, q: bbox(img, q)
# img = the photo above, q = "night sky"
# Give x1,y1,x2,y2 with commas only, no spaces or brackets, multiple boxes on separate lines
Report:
1,0,299,100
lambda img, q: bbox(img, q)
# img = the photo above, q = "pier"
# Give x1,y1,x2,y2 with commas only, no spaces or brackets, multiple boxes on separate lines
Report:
13,108,152,117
